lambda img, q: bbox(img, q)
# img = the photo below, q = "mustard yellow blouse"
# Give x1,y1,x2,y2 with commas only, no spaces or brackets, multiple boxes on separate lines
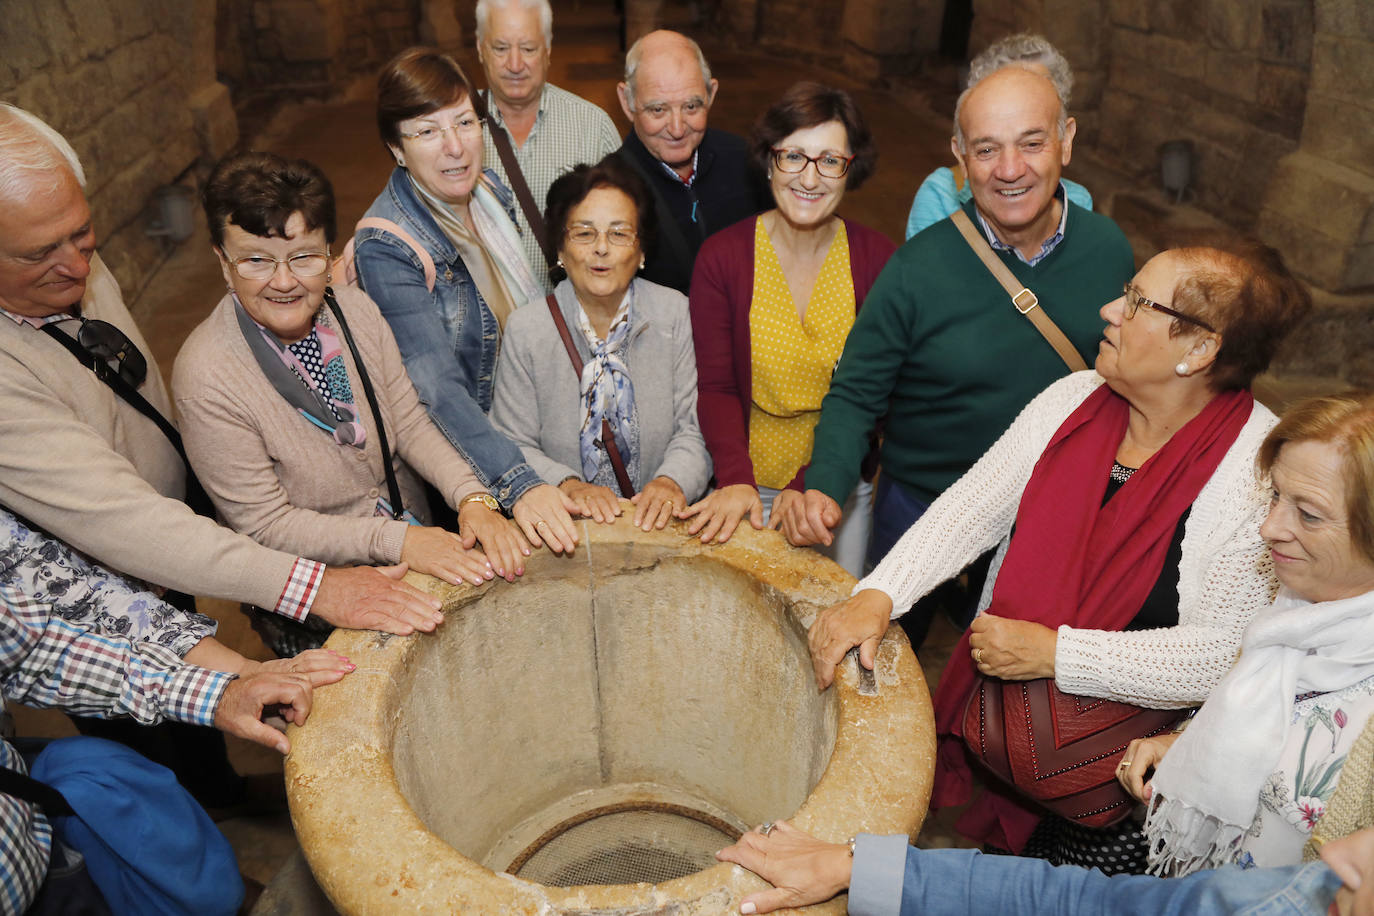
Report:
748,218,856,490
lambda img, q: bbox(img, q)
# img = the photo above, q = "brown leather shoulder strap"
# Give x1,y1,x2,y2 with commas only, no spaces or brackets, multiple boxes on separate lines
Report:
949,209,1088,373
473,90,557,271
543,294,636,497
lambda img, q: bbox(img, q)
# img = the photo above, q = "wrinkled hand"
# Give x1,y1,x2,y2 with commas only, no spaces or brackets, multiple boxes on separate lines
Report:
214,668,343,754
401,525,493,587
769,489,841,548
1321,827,1374,916
680,484,764,544
715,820,853,914
458,500,529,581
250,649,355,686
512,484,580,553
560,478,623,525
630,476,685,531
1116,731,1181,802
967,613,1058,680
312,564,443,636
807,588,892,690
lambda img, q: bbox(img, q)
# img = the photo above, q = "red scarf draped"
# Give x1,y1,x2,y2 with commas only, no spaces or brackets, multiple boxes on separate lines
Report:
929,384,1254,850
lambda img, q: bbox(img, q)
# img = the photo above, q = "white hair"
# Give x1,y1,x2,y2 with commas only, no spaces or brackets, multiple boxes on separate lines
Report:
475,0,552,49
953,34,1072,153
622,31,712,110
0,102,86,201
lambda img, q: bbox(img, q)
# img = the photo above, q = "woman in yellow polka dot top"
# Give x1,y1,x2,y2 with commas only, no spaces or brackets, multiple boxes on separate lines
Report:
681,82,896,576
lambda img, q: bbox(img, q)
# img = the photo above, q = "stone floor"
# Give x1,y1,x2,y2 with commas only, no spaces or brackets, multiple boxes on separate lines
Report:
6,0,1352,908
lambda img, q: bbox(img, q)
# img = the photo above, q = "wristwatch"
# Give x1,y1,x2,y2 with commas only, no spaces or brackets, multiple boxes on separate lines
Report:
460,492,501,512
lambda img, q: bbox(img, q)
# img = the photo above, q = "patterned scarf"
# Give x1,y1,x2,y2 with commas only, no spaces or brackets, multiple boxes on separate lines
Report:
233,294,366,448
576,289,636,483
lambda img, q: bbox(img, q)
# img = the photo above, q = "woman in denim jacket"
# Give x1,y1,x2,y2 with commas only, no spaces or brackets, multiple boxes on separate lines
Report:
355,47,580,560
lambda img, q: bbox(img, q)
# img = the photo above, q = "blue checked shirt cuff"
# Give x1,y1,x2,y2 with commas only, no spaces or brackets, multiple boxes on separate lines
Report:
164,665,235,727
273,558,324,622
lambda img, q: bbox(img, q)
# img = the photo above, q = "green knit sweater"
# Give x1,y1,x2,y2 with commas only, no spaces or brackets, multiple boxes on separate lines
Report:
806,200,1135,506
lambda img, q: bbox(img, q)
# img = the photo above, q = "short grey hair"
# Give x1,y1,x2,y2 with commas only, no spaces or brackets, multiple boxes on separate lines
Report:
953,34,1072,153
0,103,86,202
475,0,552,49
622,32,713,110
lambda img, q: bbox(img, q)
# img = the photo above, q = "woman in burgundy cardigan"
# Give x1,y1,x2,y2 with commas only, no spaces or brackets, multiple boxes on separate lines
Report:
679,83,896,575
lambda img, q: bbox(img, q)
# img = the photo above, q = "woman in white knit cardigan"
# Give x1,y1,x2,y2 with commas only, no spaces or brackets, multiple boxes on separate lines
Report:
809,238,1313,869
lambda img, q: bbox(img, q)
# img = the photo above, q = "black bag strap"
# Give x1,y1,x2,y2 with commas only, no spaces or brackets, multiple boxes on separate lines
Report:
323,289,406,520
472,89,558,272
543,294,636,498
0,764,75,817
39,323,216,519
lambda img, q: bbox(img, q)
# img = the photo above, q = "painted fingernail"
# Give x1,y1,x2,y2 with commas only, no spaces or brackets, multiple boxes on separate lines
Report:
741,904,757,915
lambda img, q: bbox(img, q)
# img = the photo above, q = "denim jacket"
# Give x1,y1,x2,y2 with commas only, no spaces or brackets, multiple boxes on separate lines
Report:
354,166,541,509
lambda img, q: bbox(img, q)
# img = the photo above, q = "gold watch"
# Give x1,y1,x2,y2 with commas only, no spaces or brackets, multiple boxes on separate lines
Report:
460,492,500,512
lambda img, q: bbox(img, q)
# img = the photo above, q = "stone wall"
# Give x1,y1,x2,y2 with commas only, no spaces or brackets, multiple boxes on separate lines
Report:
217,0,424,99
0,0,238,305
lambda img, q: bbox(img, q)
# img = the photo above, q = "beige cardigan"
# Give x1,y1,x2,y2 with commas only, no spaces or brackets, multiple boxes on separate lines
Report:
173,286,485,567
0,255,297,609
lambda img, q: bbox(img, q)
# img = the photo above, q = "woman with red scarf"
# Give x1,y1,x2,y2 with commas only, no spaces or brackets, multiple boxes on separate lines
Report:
807,238,1311,872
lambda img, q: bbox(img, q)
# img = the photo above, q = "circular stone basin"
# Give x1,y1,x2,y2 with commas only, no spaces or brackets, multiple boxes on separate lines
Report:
287,516,934,914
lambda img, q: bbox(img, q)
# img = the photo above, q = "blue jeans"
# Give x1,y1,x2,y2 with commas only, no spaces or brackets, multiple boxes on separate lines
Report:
849,836,1343,916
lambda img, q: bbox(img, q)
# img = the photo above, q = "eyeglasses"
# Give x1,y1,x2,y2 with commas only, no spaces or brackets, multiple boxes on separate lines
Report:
1123,283,1215,332
77,317,147,388
771,148,855,179
398,116,484,145
564,225,638,247
225,250,331,281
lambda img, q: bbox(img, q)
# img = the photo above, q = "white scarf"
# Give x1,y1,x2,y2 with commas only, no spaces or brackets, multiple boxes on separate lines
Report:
1145,586,1374,875
469,177,543,309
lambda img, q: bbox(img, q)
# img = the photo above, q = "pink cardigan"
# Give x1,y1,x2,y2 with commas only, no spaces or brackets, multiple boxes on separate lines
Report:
688,215,897,490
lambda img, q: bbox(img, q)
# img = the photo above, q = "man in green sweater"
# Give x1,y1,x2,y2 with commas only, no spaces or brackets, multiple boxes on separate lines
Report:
773,66,1134,643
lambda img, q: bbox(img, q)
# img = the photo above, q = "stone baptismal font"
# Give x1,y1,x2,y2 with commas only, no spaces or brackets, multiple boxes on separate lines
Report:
286,516,935,913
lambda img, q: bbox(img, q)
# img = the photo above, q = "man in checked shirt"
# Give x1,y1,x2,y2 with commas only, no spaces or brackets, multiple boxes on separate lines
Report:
0,507,351,913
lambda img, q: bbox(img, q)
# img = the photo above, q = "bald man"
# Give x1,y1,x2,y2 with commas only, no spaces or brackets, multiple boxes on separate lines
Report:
614,30,770,293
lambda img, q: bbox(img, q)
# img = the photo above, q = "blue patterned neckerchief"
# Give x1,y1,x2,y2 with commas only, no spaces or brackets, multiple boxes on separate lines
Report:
575,288,636,482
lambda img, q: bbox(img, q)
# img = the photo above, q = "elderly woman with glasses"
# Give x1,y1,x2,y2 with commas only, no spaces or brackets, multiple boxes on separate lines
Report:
678,82,895,574
174,151,528,657
490,157,711,530
352,46,581,563
808,238,1312,870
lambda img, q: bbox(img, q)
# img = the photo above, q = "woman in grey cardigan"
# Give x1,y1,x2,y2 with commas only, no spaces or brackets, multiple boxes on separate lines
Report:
491,159,711,531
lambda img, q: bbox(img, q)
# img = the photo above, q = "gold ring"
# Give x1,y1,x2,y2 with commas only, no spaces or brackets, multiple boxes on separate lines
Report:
973,648,984,665
1118,759,1132,769
665,500,675,510
536,520,549,528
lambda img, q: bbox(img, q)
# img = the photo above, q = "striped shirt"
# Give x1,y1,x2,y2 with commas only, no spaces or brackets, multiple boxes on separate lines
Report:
481,83,622,288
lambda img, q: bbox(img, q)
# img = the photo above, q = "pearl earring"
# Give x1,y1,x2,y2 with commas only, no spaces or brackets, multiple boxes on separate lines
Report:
1175,362,1189,376
639,258,646,270
556,257,564,269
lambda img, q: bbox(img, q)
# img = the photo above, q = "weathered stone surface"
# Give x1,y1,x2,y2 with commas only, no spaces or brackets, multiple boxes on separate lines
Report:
189,82,240,162
1108,0,1149,31
1255,63,1309,140
1261,0,1315,66
288,518,935,915
1150,0,1206,39
1204,49,1259,104
1300,96,1374,181
1309,35,1374,106
1315,0,1374,41
1208,0,1261,51
1262,151,1374,244
1258,208,1363,293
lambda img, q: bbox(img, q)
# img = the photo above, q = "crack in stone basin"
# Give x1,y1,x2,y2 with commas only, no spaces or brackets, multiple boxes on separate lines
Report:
286,518,935,914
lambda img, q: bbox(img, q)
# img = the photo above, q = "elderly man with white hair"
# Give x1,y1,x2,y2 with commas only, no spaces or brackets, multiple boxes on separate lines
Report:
475,0,621,283
613,29,770,293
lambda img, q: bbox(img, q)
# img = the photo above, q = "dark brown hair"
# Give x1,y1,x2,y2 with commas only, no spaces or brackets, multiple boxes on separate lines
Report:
376,47,476,148
749,81,877,190
1257,391,1374,563
202,150,336,247
1163,235,1311,391
544,156,656,265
